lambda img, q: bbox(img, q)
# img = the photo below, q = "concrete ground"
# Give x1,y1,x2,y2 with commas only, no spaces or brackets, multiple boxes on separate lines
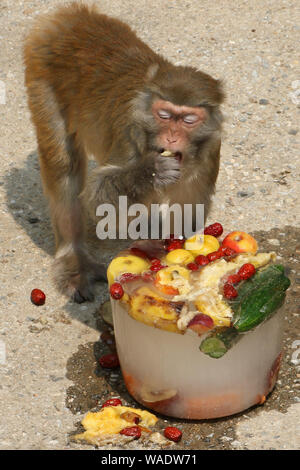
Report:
0,0,299,450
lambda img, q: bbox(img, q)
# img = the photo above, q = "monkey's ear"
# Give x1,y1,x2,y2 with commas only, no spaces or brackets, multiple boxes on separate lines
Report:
145,63,159,81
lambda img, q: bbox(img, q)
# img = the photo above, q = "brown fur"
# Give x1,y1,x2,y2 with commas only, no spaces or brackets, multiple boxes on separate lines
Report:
24,3,224,302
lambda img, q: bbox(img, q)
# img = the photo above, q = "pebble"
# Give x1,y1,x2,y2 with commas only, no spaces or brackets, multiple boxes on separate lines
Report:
288,128,298,135
259,99,269,105
237,191,254,198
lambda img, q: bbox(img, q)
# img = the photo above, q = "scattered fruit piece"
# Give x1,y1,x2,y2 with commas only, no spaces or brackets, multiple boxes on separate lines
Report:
188,313,214,334
222,231,258,254
150,263,166,272
226,274,241,285
223,247,236,257
73,406,158,444
120,411,140,424
164,426,182,442
238,263,256,280
30,288,46,306
166,240,184,251
165,248,194,265
99,353,120,369
120,426,141,439
184,234,220,256
107,255,150,285
204,222,223,238
186,262,199,271
110,282,124,299
207,250,222,262
102,398,122,408
223,283,238,299
195,254,209,266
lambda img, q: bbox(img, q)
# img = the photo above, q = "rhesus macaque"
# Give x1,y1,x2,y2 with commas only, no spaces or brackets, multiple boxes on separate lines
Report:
24,3,224,303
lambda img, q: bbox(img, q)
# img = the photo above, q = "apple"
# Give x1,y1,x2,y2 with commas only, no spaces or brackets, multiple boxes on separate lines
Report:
222,231,258,254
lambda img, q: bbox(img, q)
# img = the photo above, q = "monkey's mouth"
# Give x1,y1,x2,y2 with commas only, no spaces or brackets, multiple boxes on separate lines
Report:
160,149,183,163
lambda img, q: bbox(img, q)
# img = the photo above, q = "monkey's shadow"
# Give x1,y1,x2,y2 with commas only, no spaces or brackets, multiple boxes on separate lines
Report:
4,151,54,255
4,150,128,321
4,150,124,254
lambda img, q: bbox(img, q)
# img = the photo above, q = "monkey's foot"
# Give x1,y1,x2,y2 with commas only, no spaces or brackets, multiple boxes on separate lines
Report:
53,251,107,303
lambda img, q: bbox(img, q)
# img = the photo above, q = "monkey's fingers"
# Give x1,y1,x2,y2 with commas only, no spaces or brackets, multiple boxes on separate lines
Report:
154,156,181,186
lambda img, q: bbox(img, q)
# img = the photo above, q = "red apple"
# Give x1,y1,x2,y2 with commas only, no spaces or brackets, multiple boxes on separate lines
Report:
222,231,258,254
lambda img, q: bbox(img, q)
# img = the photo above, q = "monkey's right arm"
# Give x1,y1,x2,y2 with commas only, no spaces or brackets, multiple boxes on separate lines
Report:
89,152,181,208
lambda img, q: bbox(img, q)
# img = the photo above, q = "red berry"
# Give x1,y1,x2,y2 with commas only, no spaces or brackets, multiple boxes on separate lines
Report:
238,263,256,280
150,258,161,266
166,240,184,251
187,262,199,271
119,273,140,283
130,247,149,259
204,222,223,238
164,426,182,442
223,247,236,257
30,288,46,306
99,353,120,369
101,398,122,408
226,274,242,285
218,246,228,255
150,263,166,272
223,283,238,299
207,251,222,262
165,235,185,245
110,282,124,299
120,426,141,439
166,240,183,252
195,255,209,266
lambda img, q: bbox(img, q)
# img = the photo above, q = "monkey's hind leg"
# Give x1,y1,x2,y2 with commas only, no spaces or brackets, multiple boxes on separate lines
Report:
27,83,106,302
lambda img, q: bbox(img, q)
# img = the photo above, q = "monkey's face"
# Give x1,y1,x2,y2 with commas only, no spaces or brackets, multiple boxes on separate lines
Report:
151,99,207,157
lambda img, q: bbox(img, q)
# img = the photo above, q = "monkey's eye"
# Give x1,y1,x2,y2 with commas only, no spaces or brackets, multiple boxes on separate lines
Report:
157,110,172,120
183,114,199,124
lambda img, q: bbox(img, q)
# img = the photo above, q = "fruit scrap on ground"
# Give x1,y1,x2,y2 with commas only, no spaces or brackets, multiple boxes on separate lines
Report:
30,288,46,306
73,404,158,445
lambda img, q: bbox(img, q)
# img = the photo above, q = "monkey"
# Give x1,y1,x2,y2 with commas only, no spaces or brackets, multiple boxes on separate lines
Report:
24,2,224,303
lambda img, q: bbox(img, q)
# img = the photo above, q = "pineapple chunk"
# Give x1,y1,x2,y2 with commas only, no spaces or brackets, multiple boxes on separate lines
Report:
73,405,157,445
129,286,183,334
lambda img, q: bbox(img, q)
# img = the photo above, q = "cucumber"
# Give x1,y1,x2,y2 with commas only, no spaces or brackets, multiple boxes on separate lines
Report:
228,265,285,309
199,264,290,358
200,328,239,359
232,267,290,332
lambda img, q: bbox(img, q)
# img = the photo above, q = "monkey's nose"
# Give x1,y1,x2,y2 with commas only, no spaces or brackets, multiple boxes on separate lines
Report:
167,137,178,143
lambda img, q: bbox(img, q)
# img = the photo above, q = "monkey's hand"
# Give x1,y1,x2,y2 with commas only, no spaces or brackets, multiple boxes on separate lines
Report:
153,155,181,187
